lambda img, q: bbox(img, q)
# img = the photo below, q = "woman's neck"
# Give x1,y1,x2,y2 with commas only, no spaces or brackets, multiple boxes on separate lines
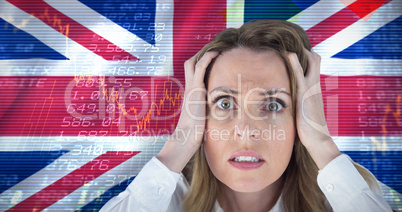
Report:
217,175,284,212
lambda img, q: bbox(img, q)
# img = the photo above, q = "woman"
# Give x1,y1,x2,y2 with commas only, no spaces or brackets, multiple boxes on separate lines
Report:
100,20,392,212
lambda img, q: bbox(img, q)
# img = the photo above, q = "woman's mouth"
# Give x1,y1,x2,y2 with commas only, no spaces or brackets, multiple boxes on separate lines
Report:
232,156,262,162
228,151,265,170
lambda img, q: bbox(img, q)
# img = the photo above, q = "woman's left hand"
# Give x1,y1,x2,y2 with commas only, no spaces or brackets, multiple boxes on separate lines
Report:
287,49,341,169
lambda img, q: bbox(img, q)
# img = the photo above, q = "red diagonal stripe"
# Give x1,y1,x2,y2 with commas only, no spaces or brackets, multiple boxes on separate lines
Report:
7,0,139,61
347,0,386,19
306,7,359,47
7,151,140,212
306,0,387,47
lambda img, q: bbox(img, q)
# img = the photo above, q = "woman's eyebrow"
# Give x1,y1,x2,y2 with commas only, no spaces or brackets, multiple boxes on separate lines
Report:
209,87,240,95
258,89,291,97
209,86,290,96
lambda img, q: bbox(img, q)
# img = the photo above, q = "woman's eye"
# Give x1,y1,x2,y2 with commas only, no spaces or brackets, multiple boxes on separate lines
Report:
217,98,234,109
265,102,283,112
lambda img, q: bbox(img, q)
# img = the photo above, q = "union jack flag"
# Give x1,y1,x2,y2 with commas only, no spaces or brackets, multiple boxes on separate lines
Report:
0,0,401,211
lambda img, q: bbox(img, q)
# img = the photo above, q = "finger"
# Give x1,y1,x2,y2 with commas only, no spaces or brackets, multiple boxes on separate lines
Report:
184,54,197,86
303,49,324,104
194,51,219,86
287,52,307,93
304,48,321,84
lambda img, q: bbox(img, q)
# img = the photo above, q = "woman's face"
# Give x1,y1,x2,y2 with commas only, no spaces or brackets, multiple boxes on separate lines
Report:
204,47,295,192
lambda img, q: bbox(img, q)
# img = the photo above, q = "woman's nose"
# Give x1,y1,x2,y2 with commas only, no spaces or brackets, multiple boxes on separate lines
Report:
233,109,261,142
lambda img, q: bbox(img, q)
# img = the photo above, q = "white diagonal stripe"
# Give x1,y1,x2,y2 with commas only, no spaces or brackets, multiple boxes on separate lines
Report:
0,136,166,210
44,0,174,77
0,152,100,210
45,151,155,211
313,0,402,58
0,0,174,77
288,0,357,30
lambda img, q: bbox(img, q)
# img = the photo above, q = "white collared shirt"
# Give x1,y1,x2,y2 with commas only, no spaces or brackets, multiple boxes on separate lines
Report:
100,154,392,212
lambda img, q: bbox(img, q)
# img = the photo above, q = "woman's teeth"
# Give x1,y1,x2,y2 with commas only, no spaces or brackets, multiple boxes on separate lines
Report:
233,156,261,162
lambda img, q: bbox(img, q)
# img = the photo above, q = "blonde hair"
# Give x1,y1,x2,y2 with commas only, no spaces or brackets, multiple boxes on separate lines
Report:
182,19,381,212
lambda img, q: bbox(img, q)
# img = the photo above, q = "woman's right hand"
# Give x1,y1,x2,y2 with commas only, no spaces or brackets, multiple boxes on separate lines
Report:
156,51,219,173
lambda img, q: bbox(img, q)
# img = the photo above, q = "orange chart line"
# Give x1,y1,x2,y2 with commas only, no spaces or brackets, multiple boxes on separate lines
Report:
74,76,183,132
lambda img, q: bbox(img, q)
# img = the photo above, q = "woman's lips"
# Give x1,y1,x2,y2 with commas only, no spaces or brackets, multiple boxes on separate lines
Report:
228,150,265,170
229,160,265,170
